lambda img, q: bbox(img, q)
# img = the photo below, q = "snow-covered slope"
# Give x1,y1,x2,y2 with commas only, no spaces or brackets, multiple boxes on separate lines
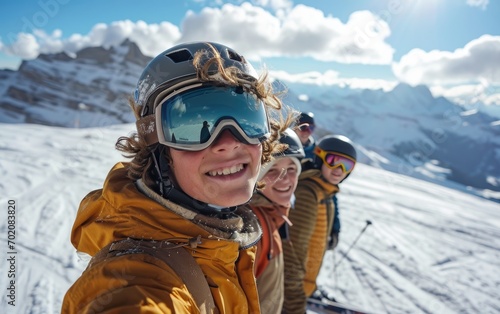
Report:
0,123,499,313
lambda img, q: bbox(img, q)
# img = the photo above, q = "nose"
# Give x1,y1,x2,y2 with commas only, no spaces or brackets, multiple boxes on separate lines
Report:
277,168,288,181
211,130,241,152
279,172,293,184
332,166,345,174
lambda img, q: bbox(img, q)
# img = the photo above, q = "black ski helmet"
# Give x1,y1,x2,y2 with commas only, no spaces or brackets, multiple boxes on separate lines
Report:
298,112,315,126
135,41,258,117
313,134,357,169
279,128,306,159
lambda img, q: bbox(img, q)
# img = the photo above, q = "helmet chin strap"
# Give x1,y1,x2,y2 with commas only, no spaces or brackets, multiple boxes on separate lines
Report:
151,145,238,216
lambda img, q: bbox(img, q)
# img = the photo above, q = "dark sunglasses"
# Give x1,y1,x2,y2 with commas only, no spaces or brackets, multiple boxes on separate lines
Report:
298,124,315,132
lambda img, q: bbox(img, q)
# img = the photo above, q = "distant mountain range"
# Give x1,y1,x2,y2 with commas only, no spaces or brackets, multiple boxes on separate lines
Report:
1,40,498,199
281,81,500,198
0,39,149,127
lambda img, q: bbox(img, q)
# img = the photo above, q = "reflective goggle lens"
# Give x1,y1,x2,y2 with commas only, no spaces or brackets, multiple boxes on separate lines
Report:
324,153,355,172
158,86,270,150
315,146,355,173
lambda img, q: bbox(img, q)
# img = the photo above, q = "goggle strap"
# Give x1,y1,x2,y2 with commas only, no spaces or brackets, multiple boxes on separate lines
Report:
136,115,159,146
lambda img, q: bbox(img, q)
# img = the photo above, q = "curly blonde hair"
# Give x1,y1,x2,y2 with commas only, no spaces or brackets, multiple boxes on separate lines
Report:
116,44,296,189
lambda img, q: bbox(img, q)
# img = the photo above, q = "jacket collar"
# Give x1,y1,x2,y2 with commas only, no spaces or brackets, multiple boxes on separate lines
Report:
136,178,262,249
299,168,339,195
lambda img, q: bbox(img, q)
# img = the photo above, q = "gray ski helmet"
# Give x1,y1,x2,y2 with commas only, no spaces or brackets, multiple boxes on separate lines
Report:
279,128,305,159
134,42,258,117
314,134,357,169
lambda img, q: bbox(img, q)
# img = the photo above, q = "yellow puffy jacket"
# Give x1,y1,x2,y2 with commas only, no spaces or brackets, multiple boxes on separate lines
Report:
282,168,338,314
62,162,262,313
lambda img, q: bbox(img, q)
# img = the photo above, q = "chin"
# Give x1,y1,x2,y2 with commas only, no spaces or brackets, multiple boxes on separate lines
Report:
216,193,252,207
329,179,342,185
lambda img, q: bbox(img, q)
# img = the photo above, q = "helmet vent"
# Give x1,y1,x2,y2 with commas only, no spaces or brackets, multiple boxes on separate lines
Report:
166,49,193,63
227,49,243,62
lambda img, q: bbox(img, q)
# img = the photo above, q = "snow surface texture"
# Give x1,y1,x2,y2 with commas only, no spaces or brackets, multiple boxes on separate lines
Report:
0,123,499,313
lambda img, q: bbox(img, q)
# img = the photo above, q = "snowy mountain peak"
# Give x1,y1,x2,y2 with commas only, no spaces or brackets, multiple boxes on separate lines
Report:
392,82,432,98
76,45,114,64
37,51,73,63
0,39,151,127
284,81,500,198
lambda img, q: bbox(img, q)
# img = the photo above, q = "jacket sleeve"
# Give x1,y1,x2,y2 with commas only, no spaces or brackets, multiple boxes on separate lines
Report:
282,182,319,314
62,253,199,314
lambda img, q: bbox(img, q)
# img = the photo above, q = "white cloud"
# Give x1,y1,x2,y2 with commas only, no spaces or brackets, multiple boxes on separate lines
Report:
392,35,500,86
254,0,293,11
483,93,500,106
430,81,500,110
33,29,64,54
298,94,309,101
430,84,486,105
3,33,40,59
0,20,181,60
269,69,341,85
179,3,394,64
466,0,489,10
269,69,397,91
0,3,395,66
179,3,281,59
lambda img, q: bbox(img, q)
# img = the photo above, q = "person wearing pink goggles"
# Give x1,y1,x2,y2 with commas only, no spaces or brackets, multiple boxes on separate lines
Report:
282,134,357,314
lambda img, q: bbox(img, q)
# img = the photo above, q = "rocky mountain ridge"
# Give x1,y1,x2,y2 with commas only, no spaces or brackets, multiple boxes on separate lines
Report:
0,39,150,127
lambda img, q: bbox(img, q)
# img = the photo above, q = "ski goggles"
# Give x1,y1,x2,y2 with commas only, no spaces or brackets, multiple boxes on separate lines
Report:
298,123,315,132
152,84,270,151
314,147,356,173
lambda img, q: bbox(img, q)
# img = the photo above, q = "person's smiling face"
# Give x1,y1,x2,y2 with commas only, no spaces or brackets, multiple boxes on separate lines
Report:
170,130,262,207
295,127,312,145
321,163,348,185
261,158,299,207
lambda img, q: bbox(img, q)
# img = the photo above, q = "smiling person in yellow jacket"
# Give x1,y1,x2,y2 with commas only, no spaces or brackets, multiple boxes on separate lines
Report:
282,134,357,314
248,128,304,314
61,42,294,314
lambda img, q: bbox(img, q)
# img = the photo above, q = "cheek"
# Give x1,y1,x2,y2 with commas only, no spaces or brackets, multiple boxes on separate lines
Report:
321,164,330,177
250,145,263,171
291,178,299,190
170,151,202,186
261,184,274,199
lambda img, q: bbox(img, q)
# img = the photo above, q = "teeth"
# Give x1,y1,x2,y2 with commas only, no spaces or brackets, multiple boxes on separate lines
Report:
208,164,244,177
275,187,291,192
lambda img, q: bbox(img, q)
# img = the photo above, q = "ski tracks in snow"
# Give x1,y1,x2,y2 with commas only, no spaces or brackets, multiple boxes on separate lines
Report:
0,123,125,314
316,164,500,314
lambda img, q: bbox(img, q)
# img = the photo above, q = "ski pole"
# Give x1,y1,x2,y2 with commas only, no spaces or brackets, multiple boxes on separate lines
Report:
334,220,372,270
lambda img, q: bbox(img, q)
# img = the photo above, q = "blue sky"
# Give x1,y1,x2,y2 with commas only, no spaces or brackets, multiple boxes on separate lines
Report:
0,0,499,106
